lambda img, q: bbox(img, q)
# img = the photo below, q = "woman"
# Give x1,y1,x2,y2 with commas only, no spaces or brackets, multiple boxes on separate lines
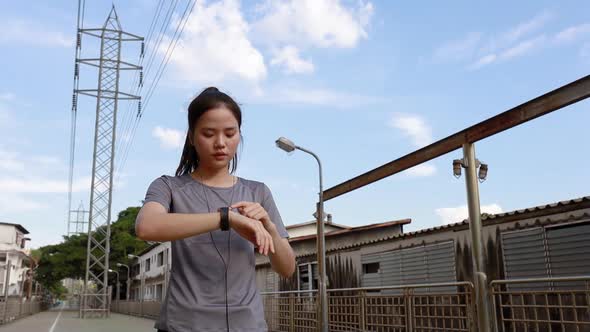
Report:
135,87,296,332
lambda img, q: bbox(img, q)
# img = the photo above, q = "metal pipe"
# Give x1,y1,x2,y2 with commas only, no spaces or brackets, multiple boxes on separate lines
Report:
463,143,492,332
323,74,590,201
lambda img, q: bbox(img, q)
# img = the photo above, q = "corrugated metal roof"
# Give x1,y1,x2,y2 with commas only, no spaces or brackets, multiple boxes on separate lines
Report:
288,219,411,243
293,196,590,259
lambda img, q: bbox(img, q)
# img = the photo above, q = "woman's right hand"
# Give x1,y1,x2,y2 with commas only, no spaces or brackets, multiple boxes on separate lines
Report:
229,211,275,256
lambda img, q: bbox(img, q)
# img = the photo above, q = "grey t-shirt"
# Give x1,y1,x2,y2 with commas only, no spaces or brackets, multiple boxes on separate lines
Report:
141,174,289,332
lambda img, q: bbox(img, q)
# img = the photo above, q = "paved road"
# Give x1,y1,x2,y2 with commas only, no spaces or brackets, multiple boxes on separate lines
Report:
0,309,156,332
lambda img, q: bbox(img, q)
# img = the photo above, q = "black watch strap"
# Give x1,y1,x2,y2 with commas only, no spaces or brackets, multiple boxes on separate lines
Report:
219,207,230,231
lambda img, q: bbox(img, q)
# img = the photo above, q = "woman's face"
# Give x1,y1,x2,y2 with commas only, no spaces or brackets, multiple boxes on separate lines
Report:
192,106,240,170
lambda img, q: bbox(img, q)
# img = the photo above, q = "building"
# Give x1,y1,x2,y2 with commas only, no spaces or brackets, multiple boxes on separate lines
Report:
0,222,33,297
256,217,410,292
129,241,171,302
285,214,349,238
255,196,590,293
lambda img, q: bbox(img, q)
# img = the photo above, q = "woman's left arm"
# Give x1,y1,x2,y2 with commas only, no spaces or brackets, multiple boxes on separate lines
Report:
265,222,296,278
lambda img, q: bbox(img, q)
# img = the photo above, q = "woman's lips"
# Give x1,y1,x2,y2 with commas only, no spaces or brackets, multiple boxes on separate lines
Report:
213,154,227,160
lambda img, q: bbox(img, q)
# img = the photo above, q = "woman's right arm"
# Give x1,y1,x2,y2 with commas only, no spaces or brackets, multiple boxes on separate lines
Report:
135,202,275,255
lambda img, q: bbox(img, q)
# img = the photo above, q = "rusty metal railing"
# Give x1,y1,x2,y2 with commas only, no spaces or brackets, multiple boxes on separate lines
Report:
491,276,590,332
261,281,475,332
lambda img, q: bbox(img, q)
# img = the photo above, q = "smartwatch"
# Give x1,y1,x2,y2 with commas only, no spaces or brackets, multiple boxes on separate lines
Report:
219,207,230,231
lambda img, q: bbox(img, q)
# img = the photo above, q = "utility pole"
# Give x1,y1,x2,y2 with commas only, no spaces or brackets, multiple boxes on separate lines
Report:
75,6,143,318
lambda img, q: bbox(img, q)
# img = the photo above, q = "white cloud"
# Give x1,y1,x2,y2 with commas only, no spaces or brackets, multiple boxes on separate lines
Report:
0,193,48,213
432,32,482,62
468,54,498,70
0,18,72,47
0,176,90,194
252,0,374,48
554,23,590,43
0,149,24,171
500,35,546,60
388,114,433,147
270,45,314,74
406,164,437,177
501,10,552,46
152,126,185,149
436,204,503,225
252,86,387,108
165,0,266,84
468,35,546,70
434,11,553,70
0,92,15,101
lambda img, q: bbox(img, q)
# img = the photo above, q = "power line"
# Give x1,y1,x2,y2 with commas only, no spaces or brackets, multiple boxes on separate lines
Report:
116,0,197,180
115,0,178,171
67,0,87,234
115,0,166,166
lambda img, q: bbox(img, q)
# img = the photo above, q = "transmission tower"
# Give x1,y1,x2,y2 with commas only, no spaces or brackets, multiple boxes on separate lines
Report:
68,201,89,236
75,6,143,318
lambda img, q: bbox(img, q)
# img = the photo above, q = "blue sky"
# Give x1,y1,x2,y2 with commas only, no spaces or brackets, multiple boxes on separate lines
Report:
1,0,589,248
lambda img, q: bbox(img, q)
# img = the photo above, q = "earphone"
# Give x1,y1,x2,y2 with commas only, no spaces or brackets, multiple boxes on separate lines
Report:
199,174,236,332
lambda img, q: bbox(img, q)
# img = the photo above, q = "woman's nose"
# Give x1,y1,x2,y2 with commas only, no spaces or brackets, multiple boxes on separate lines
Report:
214,135,226,148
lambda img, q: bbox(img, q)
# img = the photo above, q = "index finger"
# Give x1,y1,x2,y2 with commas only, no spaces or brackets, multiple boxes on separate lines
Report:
230,201,253,209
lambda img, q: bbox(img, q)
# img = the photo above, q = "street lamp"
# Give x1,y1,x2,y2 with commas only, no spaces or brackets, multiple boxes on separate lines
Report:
108,269,120,303
275,136,328,332
116,263,130,301
128,254,142,301
453,144,492,332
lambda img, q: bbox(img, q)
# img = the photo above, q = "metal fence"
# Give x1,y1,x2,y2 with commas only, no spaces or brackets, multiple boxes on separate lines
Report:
79,292,112,318
491,276,590,332
111,300,161,319
110,277,590,331
261,281,475,332
0,297,45,324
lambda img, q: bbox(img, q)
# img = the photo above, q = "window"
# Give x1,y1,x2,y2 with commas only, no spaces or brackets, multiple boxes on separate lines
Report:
363,262,380,274
502,222,590,289
0,253,6,263
145,259,151,272
156,284,163,301
157,252,164,267
297,262,318,291
360,241,456,292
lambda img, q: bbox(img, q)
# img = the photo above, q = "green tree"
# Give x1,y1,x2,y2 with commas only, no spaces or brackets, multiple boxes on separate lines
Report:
34,206,148,297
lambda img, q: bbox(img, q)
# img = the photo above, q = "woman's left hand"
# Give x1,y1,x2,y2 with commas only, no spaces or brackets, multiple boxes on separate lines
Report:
231,201,275,232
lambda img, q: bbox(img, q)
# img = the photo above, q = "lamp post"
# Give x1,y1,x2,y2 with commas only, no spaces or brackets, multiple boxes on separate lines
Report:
128,254,142,301
116,263,130,301
276,137,328,332
453,143,492,332
108,269,120,303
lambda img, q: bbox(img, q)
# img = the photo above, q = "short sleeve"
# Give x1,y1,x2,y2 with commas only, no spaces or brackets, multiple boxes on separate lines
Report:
143,176,172,212
261,184,289,238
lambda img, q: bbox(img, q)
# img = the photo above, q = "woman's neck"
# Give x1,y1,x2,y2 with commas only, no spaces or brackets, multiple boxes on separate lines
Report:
192,167,234,187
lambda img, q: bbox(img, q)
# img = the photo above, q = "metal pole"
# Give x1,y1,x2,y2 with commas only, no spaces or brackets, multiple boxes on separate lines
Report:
296,146,328,332
4,261,11,322
462,143,492,332
163,247,168,301
123,265,130,301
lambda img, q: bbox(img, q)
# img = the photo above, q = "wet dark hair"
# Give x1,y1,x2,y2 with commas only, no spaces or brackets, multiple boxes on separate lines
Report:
175,87,242,176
